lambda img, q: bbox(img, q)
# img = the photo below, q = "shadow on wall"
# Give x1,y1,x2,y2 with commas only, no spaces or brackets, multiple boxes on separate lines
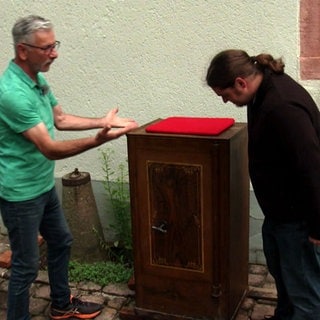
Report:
0,179,265,265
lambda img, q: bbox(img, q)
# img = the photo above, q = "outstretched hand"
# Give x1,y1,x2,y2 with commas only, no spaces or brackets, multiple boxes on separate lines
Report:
104,108,137,128
96,109,138,144
309,236,320,246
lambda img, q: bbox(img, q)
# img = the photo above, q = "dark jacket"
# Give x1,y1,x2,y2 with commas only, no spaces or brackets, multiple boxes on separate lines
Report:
248,70,320,239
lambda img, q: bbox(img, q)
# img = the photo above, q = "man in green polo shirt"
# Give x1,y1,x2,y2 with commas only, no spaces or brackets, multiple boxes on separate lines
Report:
0,15,138,320
0,63,56,201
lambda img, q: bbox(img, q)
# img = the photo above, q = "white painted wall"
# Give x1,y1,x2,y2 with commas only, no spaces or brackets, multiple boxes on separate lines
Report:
1,0,310,181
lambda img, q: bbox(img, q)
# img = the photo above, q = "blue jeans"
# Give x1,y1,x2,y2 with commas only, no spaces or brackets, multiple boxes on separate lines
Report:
0,187,73,320
262,218,320,320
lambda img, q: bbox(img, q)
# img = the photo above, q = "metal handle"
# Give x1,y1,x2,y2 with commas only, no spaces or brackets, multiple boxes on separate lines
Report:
211,284,222,298
152,221,168,233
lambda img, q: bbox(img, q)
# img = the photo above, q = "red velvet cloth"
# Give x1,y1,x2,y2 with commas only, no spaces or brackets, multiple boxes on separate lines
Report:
145,117,235,136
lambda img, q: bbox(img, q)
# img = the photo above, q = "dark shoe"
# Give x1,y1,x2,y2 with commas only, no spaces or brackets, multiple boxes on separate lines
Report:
50,296,103,319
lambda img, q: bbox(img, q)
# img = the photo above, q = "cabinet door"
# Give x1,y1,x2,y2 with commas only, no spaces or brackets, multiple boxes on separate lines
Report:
149,161,203,270
128,136,225,317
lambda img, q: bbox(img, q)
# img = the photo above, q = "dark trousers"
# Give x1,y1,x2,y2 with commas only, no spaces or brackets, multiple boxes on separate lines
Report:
0,187,73,320
262,218,320,320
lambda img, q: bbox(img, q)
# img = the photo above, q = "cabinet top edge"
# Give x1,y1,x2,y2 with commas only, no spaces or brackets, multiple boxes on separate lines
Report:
127,119,247,140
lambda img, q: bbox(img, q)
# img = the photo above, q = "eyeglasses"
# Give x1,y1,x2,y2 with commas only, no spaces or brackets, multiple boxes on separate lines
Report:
21,41,60,54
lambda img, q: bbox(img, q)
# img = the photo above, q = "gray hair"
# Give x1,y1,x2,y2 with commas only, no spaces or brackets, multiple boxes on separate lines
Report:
12,15,53,46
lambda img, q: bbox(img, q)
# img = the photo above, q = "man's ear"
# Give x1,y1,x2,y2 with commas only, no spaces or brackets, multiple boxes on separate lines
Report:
16,44,28,61
234,77,247,89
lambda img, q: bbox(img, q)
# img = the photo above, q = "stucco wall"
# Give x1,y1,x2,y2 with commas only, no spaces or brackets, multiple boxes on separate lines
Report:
0,1,317,264
0,0,307,179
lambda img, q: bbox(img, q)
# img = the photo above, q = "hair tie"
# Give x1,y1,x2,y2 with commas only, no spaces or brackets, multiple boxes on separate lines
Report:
250,56,257,64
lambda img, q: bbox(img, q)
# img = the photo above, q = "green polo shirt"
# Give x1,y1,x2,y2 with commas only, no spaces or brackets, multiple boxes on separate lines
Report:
0,61,58,201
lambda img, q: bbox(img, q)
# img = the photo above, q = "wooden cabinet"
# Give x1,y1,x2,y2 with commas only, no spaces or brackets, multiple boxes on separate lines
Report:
125,121,249,320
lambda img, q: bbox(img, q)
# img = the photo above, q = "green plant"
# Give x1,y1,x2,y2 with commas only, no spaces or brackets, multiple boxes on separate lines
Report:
68,260,133,286
100,148,133,264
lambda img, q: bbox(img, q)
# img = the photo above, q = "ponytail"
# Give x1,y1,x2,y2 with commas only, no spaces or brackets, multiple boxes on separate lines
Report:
206,49,285,89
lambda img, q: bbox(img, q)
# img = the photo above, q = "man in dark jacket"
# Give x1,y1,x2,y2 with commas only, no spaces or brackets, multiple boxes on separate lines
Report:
206,49,320,320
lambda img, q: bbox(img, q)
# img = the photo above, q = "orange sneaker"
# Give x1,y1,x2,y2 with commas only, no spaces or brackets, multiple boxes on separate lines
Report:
50,296,103,319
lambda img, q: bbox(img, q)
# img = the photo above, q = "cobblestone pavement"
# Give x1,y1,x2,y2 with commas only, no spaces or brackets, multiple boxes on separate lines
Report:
0,233,277,320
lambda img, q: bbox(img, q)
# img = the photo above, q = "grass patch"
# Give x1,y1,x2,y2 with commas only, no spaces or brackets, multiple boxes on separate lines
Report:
68,260,133,286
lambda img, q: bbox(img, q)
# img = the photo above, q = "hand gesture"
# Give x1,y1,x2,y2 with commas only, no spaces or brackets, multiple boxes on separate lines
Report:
104,108,137,128
95,107,138,144
309,236,320,246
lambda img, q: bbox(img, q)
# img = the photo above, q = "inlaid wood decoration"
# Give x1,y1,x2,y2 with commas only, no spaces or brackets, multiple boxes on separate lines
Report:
148,162,202,271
